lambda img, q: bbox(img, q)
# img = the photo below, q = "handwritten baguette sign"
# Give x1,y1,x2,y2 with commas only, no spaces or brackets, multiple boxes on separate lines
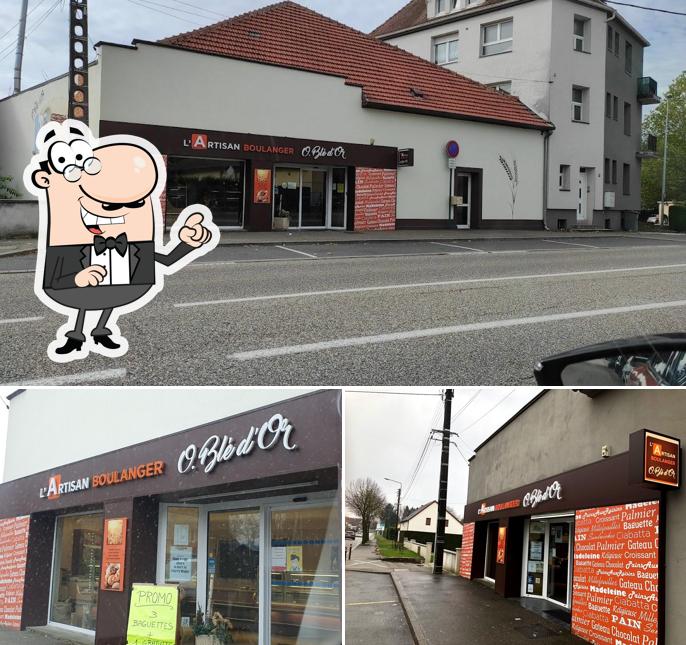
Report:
126,584,179,645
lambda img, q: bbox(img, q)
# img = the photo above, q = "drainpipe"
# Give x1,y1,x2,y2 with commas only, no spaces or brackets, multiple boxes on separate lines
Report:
542,129,553,231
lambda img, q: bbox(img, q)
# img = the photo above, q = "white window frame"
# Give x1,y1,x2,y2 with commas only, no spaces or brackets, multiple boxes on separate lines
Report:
573,16,589,53
435,0,457,15
480,18,513,57
433,33,459,65
157,490,339,645
572,86,587,123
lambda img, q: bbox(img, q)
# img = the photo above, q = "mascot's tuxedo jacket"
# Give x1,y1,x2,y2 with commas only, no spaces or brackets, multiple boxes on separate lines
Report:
43,241,193,290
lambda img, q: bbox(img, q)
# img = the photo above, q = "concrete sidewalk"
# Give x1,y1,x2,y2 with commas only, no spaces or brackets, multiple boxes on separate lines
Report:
0,626,90,644
346,542,426,574
2,228,679,257
390,568,585,645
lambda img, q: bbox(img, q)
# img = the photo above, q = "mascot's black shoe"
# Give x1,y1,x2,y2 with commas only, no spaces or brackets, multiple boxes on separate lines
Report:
55,338,84,355
93,335,121,350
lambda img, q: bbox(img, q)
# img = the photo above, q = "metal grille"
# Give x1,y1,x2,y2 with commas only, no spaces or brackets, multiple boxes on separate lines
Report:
68,0,89,124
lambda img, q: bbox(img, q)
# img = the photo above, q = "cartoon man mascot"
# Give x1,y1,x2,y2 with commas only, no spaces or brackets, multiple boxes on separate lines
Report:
24,120,219,362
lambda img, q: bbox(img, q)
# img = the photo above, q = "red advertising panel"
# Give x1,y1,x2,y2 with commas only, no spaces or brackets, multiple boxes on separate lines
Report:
354,168,397,231
572,501,659,645
496,527,507,565
100,518,128,592
253,168,272,205
644,431,680,487
459,522,475,579
0,516,30,629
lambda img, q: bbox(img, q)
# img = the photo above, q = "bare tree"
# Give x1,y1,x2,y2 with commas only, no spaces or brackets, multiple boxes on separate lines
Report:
346,478,386,545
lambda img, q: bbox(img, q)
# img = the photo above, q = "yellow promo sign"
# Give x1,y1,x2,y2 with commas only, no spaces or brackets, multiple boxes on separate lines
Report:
126,584,179,645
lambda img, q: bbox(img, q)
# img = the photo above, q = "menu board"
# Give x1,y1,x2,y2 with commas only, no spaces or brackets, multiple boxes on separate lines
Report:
572,501,660,645
459,522,475,579
127,584,179,645
0,516,30,629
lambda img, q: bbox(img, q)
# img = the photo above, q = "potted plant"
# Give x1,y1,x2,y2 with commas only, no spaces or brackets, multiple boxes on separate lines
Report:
273,208,290,231
211,612,234,644
193,608,215,645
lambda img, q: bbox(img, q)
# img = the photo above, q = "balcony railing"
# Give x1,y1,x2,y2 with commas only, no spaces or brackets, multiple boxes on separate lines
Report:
638,77,660,105
637,134,659,159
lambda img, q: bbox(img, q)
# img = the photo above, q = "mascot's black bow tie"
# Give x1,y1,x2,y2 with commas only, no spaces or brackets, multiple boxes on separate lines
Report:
94,233,128,257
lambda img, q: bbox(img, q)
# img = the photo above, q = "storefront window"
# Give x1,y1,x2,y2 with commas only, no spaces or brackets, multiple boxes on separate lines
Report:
270,505,341,645
167,157,245,228
164,506,199,626
50,513,103,631
547,522,571,605
274,168,301,228
206,509,260,644
300,170,327,228
331,168,346,229
526,521,546,596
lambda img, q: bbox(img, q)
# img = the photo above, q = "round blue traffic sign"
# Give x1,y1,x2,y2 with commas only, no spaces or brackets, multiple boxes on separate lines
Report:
446,140,460,158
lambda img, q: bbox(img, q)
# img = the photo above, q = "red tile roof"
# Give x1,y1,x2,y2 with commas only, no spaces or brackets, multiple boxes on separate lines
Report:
159,1,551,131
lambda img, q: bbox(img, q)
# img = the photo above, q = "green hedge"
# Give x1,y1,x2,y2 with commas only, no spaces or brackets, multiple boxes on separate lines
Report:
401,530,463,551
670,207,686,232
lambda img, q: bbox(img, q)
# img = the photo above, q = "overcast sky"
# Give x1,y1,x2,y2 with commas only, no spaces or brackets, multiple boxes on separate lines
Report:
345,387,542,519
0,0,683,100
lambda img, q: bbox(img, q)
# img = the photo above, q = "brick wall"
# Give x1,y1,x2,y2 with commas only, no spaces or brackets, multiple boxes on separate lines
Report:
354,168,397,231
0,516,30,629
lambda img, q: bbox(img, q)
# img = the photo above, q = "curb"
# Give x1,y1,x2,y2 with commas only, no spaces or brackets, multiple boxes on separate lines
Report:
390,570,430,645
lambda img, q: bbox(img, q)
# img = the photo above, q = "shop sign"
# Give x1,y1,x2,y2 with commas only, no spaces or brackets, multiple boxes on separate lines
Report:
177,413,298,475
253,169,272,204
38,461,166,500
101,518,127,592
571,501,659,645
477,498,520,516
496,527,507,565
301,145,347,161
644,431,680,488
397,149,414,167
126,583,179,645
522,481,563,509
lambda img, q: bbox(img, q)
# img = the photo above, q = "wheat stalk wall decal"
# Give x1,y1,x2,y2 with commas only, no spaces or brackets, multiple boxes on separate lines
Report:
499,155,520,218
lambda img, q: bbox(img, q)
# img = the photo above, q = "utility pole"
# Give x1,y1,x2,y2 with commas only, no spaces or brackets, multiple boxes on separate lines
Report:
433,388,454,575
13,0,29,94
384,477,402,549
68,0,89,124
660,95,670,225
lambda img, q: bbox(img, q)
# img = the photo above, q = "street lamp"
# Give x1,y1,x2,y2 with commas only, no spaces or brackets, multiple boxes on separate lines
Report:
384,477,402,549
660,93,671,225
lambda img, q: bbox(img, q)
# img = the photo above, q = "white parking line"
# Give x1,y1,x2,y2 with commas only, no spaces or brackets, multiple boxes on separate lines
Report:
275,245,319,259
431,241,487,253
544,239,601,249
228,299,686,361
0,316,43,325
347,600,399,606
175,263,686,308
3,368,127,386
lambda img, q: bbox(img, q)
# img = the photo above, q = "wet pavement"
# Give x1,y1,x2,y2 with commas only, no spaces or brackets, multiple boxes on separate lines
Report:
0,627,88,644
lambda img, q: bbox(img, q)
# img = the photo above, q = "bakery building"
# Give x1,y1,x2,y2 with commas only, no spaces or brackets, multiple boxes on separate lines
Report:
0,2,552,234
459,389,684,645
0,388,342,645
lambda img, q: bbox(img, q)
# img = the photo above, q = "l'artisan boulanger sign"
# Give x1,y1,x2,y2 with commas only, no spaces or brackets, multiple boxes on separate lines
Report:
39,461,166,500
630,429,681,489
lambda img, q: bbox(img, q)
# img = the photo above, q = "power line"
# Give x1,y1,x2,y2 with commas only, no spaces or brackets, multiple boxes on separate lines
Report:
166,0,227,19
606,1,686,16
0,0,62,65
450,389,481,424
347,390,443,397
126,0,205,26
458,389,517,436
0,0,51,45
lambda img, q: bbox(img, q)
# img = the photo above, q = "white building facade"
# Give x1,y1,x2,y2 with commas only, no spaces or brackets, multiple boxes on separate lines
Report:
375,0,659,230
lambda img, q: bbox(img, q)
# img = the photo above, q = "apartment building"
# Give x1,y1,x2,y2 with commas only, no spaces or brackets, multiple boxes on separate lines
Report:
374,0,660,230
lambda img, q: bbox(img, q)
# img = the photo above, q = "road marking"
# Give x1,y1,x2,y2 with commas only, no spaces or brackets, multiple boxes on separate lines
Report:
275,245,319,259
431,241,487,253
176,263,686,308
0,316,43,325
229,299,686,361
3,368,127,386
347,600,399,606
544,239,601,249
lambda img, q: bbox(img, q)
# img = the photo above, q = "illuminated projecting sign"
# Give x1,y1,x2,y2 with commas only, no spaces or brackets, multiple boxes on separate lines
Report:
177,414,298,475
644,431,680,488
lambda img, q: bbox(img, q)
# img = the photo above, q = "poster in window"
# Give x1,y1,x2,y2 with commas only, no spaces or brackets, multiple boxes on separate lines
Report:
253,169,272,204
174,524,190,546
286,546,304,572
496,527,506,565
101,518,127,592
169,546,193,582
272,546,287,572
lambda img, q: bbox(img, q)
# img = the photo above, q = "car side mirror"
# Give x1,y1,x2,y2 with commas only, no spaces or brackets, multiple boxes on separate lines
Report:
534,335,686,387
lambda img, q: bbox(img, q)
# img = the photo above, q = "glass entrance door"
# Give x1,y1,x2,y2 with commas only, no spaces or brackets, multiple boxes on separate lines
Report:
301,170,327,228
274,168,345,229
484,522,499,581
330,168,347,229
207,509,261,644
523,518,574,607
453,173,471,228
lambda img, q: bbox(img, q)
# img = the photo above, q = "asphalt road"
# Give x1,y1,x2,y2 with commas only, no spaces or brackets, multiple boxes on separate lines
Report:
346,571,413,645
1,234,686,385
